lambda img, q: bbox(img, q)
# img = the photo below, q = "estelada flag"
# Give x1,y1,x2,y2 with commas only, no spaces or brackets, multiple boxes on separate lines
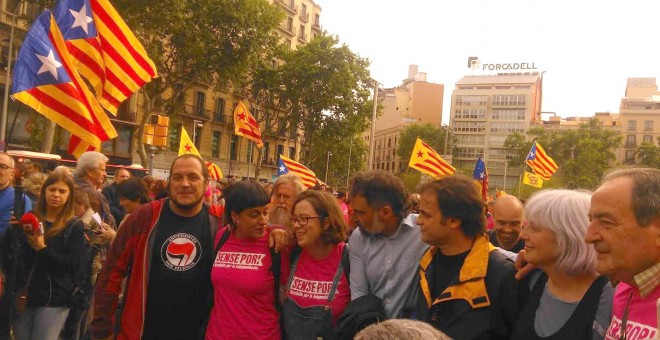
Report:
234,101,263,148
525,141,558,181
11,10,116,151
408,137,455,177
206,162,223,180
178,127,201,157
278,154,317,188
523,171,544,188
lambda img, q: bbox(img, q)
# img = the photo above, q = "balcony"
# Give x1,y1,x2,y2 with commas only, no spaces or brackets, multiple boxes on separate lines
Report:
262,157,278,167
275,0,298,15
297,32,307,44
312,21,321,32
278,23,297,37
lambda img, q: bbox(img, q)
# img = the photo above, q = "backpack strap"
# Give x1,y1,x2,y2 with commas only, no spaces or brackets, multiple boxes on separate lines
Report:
271,246,282,312
342,243,350,283
213,227,232,256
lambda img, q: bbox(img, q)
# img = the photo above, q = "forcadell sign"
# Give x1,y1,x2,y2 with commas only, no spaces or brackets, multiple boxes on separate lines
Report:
467,57,538,71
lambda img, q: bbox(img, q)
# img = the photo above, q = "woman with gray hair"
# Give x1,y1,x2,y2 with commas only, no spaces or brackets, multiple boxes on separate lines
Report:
510,189,613,340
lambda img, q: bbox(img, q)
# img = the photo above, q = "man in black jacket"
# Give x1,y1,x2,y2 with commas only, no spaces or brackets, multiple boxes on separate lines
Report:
415,175,519,340
101,168,131,225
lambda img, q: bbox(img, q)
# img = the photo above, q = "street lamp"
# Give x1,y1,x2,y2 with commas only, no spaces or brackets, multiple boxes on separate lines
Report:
1,0,26,144
192,119,203,147
367,79,379,170
325,151,332,184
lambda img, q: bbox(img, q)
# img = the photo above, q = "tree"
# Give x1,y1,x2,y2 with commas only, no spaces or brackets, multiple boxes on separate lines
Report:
397,123,451,164
85,0,285,166
635,142,660,168
278,33,373,173
502,132,528,167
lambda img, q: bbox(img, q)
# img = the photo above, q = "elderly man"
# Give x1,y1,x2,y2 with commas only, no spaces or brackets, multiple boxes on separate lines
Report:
488,195,525,253
102,168,131,225
586,168,660,340
74,152,115,228
268,173,304,226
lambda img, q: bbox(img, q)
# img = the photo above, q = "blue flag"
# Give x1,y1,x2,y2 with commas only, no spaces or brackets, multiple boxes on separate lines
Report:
472,157,489,201
277,157,289,176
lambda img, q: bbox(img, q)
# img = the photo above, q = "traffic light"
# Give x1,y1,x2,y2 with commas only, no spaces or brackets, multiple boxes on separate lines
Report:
143,115,169,147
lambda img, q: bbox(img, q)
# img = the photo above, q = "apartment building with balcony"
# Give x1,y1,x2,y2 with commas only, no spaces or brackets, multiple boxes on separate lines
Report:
618,77,660,164
272,0,322,50
366,65,444,174
450,73,542,191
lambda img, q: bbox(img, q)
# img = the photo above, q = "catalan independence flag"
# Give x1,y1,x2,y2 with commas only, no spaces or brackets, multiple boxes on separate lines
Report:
278,154,317,188
11,10,115,149
525,141,558,181
408,137,455,178
234,101,264,148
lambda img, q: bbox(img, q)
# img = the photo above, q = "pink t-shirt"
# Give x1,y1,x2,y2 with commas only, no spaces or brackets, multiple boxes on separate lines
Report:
605,282,659,340
206,229,289,340
338,201,349,226
286,243,350,324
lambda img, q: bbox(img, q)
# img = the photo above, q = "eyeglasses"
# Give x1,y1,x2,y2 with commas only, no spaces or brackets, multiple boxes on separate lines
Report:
291,215,321,226
0,164,14,171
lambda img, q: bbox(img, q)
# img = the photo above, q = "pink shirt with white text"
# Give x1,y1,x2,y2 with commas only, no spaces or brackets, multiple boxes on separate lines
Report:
605,282,659,340
286,243,350,324
206,229,289,340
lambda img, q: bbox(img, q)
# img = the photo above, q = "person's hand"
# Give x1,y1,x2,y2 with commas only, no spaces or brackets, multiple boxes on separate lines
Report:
24,227,46,251
98,223,116,242
269,228,290,253
514,249,537,280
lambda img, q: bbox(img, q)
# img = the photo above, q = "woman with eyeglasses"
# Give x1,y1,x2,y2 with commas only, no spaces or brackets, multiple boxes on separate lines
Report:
283,190,350,340
12,172,85,340
510,190,613,340
206,180,290,340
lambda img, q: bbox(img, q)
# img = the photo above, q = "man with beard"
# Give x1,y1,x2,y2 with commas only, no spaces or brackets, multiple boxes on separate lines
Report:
348,171,426,318
488,195,525,253
91,155,288,340
268,173,304,227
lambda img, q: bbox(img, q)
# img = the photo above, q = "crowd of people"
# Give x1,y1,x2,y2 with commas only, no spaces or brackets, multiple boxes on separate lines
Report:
0,150,657,340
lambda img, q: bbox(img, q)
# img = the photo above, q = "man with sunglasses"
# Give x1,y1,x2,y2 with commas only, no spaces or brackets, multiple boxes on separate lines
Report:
0,152,32,340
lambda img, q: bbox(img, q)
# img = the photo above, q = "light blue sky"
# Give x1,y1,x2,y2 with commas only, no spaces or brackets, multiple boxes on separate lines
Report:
317,0,660,124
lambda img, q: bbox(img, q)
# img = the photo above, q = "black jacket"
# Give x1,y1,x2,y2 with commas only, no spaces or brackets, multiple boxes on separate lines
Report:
20,218,85,307
416,234,520,340
101,183,125,226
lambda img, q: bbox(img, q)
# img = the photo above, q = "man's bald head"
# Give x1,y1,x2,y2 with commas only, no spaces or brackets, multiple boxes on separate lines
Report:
492,195,524,251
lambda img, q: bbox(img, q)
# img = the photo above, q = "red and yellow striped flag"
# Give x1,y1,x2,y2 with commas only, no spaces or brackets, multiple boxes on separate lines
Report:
279,154,317,188
234,101,264,148
525,141,558,181
408,138,455,178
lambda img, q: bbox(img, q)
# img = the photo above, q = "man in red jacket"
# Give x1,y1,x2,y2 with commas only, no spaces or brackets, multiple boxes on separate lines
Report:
92,155,287,340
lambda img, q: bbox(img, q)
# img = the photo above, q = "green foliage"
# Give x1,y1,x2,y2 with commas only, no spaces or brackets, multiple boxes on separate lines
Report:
502,132,528,167
399,171,421,193
397,124,451,163
635,142,660,168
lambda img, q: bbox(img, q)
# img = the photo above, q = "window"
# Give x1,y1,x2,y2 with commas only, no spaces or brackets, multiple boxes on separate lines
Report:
299,25,305,40
625,150,635,164
626,135,636,147
263,142,271,162
489,148,511,160
455,95,488,106
492,95,526,106
287,17,293,31
491,109,525,120
230,135,238,160
301,4,307,17
278,118,287,136
214,98,225,122
627,120,637,131
490,122,525,133
212,131,221,157
452,121,485,132
314,14,320,26
193,127,202,149
289,147,296,159
455,147,484,158
194,91,206,116
644,120,653,131
453,108,486,119
168,123,181,151
643,135,653,144
277,144,285,159
456,134,485,145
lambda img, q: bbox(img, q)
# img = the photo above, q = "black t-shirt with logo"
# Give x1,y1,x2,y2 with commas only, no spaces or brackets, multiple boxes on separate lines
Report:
143,202,213,340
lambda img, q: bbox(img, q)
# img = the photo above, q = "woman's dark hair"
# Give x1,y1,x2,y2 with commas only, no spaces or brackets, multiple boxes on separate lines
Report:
222,180,270,226
117,177,151,204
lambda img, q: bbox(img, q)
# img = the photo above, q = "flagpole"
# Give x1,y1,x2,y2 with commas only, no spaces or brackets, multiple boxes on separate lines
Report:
246,140,252,180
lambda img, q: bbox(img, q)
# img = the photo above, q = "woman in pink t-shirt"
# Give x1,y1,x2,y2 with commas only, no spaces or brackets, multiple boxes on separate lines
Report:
206,180,289,340
283,190,350,339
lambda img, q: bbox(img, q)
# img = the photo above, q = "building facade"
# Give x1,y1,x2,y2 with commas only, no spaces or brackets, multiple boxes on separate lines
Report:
450,73,542,191
367,65,444,174
617,78,660,164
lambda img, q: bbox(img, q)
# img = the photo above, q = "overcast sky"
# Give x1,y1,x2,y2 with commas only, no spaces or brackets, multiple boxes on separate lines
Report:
316,0,660,124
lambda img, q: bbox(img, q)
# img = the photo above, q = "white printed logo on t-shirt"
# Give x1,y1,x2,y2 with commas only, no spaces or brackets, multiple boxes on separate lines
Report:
160,233,202,271
289,277,334,300
215,252,265,270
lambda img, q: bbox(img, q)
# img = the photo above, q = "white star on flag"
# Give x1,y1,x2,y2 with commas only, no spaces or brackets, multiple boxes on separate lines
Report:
36,50,62,80
279,166,286,172
69,5,93,35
